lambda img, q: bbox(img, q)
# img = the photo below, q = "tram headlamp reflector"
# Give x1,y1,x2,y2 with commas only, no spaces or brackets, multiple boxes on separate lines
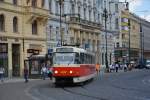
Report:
55,70,58,74
70,70,73,74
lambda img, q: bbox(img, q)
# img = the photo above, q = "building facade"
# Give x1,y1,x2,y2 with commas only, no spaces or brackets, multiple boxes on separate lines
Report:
140,18,150,60
0,0,49,77
98,0,122,66
115,9,141,63
47,0,101,63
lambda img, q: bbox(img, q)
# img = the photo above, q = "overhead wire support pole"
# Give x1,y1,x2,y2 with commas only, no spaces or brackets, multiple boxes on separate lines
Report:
128,18,131,64
103,0,109,72
59,0,63,46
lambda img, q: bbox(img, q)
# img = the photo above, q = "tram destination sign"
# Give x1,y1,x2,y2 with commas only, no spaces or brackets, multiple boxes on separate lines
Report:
56,48,73,52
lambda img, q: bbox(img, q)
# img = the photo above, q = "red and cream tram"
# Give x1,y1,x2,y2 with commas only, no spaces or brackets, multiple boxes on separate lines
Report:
52,46,96,84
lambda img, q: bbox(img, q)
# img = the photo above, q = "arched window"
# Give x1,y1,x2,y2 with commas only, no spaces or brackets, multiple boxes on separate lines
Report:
0,14,5,32
13,17,18,33
13,0,17,5
32,0,37,7
32,20,38,35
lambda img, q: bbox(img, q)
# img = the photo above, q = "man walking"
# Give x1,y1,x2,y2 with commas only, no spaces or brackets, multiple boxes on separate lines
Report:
24,66,29,83
41,64,47,80
115,63,119,72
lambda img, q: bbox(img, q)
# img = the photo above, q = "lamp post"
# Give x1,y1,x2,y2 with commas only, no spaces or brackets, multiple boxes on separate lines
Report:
103,0,109,72
128,18,131,64
59,0,64,46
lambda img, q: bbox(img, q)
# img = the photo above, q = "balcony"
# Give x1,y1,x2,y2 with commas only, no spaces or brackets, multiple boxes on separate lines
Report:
24,6,49,23
69,17,101,29
24,6,49,17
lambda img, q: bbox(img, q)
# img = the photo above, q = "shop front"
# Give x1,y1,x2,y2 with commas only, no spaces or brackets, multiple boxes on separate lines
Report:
0,43,8,77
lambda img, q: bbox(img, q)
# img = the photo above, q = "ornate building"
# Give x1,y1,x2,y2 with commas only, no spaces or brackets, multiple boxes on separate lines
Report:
47,0,101,63
0,0,49,77
98,0,122,66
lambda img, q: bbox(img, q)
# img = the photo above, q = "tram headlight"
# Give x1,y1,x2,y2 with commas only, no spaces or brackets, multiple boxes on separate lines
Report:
54,70,58,74
70,70,73,74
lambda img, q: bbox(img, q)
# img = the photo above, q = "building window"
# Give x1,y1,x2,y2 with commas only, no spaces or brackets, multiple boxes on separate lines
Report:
70,37,74,44
122,34,125,39
49,0,52,13
89,10,91,21
98,13,100,23
115,4,118,13
55,1,59,15
49,26,52,40
13,0,17,5
115,18,119,29
78,6,81,16
84,8,86,20
94,11,96,22
32,20,38,35
116,42,119,47
41,0,45,7
0,14,5,32
32,0,37,7
71,4,75,14
13,17,18,33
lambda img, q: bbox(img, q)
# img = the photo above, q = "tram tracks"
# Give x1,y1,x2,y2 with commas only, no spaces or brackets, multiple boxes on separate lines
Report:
61,86,108,100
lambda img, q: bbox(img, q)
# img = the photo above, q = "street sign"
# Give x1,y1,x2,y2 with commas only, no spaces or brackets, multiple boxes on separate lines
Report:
57,41,61,47
48,49,53,54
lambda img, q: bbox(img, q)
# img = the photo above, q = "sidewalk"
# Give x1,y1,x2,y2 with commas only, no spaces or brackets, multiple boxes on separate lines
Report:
0,77,41,84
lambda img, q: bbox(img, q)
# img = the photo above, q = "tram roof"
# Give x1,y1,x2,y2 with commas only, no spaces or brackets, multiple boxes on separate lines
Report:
53,46,94,55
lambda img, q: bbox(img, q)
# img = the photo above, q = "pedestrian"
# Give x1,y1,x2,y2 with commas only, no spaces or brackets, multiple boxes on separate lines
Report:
47,67,53,80
41,64,47,80
123,63,128,72
109,63,115,72
24,66,29,83
96,63,100,75
115,63,119,72
0,67,5,82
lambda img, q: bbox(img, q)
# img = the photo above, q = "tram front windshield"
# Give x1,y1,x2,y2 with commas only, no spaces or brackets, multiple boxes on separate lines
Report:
53,53,75,64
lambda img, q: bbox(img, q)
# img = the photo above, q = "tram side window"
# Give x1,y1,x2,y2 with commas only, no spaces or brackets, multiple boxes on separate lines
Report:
92,56,95,64
89,55,92,64
84,54,87,64
75,53,80,64
86,54,89,64
80,53,84,64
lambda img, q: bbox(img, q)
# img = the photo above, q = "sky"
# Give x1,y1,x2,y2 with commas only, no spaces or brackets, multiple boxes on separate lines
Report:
119,0,150,22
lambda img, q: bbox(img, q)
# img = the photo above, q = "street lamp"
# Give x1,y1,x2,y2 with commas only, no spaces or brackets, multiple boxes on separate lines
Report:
59,0,64,46
128,18,131,64
103,0,109,72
